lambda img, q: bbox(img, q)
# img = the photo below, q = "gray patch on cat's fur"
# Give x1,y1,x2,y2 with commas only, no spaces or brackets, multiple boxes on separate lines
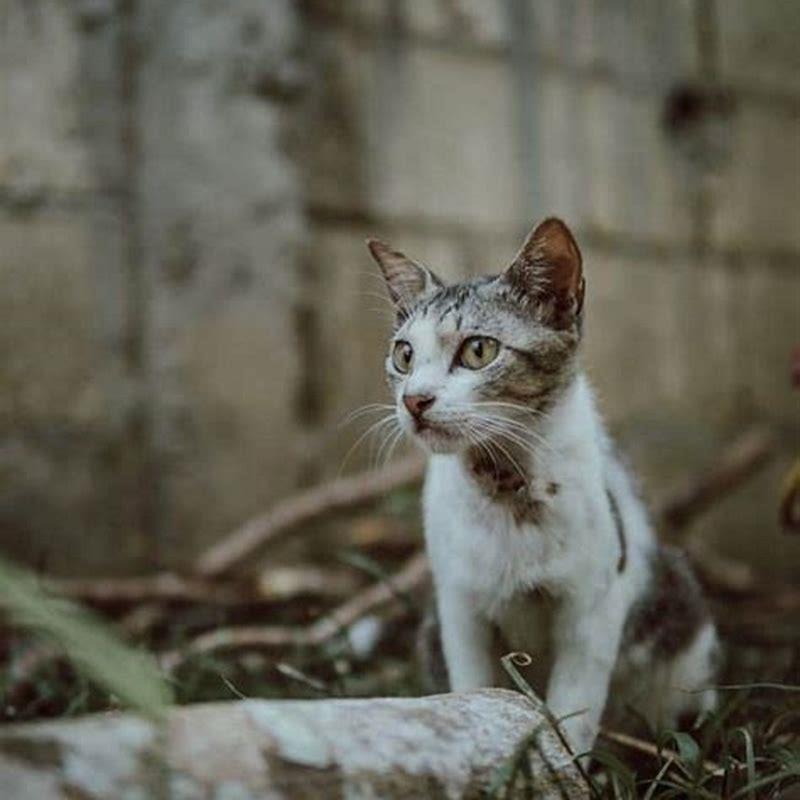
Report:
623,546,710,658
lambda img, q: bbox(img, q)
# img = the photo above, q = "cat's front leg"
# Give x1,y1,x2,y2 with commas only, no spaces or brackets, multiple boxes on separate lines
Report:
437,585,496,691
546,593,626,756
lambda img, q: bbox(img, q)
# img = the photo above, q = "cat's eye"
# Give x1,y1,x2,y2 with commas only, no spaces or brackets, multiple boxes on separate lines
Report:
458,336,499,370
392,340,414,373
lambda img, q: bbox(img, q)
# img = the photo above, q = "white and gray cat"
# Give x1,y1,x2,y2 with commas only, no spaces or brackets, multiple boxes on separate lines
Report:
367,217,719,755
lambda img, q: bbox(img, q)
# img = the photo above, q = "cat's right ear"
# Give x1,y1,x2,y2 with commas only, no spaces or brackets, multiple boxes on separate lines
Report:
367,239,442,313
502,217,584,329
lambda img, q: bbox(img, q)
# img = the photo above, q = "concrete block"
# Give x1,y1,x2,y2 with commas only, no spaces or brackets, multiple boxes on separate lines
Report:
578,81,695,244
0,208,145,574
307,37,525,230
717,0,800,94
725,260,800,428
529,0,697,90
0,0,120,194
134,0,306,563
302,0,392,29
582,250,691,421
710,103,800,252
405,0,508,48
583,249,800,430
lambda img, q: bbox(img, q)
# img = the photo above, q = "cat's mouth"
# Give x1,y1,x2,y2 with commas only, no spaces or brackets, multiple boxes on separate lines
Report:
411,421,464,453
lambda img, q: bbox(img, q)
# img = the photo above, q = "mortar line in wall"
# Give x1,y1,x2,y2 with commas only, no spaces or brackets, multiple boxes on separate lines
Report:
291,2,346,489
307,205,800,276
691,0,721,259
695,0,720,82
119,0,164,569
305,19,800,117
506,0,539,222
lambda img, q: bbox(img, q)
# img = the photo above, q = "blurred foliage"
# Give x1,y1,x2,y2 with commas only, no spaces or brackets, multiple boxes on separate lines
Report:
0,556,172,719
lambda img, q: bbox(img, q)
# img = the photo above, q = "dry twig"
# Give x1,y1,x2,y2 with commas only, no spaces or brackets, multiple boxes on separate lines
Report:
600,728,723,776
193,453,425,578
46,565,361,606
656,427,774,532
161,551,430,672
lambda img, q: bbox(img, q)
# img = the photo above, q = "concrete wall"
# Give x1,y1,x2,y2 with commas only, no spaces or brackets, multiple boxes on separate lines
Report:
0,0,305,571
0,0,798,573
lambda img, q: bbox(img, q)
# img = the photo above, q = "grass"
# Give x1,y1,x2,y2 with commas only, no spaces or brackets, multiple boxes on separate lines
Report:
3,599,796,797
1,502,797,798
487,651,800,798
0,556,171,721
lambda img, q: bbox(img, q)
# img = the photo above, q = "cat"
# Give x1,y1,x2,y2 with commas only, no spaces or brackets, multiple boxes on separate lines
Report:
367,217,719,756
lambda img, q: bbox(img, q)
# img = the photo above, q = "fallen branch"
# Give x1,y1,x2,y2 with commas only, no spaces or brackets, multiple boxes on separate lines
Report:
31,426,775,605
46,565,361,606
163,428,778,668
684,538,757,594
192,426,769,581
656,427,774,532
44,572,251,605
194,453,425,578
161,551,429,672
600,727,722,776
0,690,588,799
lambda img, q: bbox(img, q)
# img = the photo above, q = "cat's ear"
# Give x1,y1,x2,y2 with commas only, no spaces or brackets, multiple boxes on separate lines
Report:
503,217,585,327
366,239,443,311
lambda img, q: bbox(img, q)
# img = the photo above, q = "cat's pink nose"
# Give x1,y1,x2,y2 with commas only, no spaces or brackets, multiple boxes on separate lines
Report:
403,394,435,419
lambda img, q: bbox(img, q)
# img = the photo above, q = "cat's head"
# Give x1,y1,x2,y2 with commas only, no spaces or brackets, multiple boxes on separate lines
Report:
367,218,585,455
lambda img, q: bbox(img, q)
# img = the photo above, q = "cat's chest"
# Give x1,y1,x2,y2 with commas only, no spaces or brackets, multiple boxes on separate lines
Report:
464,447,565,526
424,457,584,602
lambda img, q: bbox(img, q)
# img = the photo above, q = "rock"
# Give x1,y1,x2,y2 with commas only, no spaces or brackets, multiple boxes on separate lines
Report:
0,690,588,799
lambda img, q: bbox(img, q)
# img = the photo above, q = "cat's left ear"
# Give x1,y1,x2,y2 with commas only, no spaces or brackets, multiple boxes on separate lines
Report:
503,217,585,328
367,239,443,313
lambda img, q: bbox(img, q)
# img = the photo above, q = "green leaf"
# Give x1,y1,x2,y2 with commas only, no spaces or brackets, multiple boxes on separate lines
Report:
0,557,172,718
667,731,702,772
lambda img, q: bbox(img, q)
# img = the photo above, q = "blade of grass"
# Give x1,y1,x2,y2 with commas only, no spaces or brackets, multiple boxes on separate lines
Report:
500,652,599,799
735,727,757,800
642,756,676,800
0,557,172,719
730,768,800,799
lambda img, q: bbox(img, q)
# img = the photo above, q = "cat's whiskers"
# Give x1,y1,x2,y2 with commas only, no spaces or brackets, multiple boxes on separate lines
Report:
374,418,403,467
339,402,395,428
462,425,500,476
378,424,406,468
338,413,398,476
440,402,551,463
469,402,557,456
467,419,530,483
463,413,549,477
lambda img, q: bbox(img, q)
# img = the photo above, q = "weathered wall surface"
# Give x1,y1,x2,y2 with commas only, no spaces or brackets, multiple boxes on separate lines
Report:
0,0,305,571
0,0,797,572
299,0,800,573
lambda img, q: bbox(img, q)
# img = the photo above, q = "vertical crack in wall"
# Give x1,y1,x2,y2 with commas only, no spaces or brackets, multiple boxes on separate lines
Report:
119,0,163,567
691,0,721,257
506,0,540,228
291,1,391,486
292,5,327,489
